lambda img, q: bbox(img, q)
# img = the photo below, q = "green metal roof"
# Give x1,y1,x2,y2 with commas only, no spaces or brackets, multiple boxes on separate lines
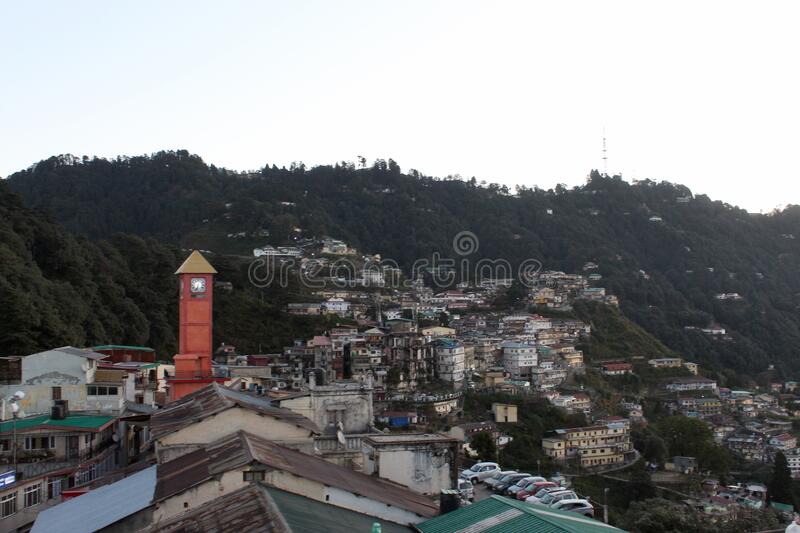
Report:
0,414,115,434
264,486,413,532
414,496,627,533
92,345,155,352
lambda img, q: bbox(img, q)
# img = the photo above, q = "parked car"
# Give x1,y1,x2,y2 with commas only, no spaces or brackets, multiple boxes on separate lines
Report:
525,485,566,504
457,478,475,502
494,473,532,494
532,490,579,507
484,470,518,489
517,481,557,501
507,476,547,497
551,498,594,518
459,462,500,484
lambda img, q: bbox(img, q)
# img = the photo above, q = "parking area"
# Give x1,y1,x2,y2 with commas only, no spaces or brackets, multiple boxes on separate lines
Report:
473,482,494,502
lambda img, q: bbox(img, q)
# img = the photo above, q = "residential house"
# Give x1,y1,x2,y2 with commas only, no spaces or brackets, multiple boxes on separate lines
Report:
0,347,108,416
500,342,537,380
600,362,633,376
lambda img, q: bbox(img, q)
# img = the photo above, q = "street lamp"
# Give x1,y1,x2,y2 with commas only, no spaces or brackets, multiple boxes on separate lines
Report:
603,487,610,524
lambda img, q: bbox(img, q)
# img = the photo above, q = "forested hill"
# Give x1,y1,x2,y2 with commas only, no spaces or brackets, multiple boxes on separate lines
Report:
6,151,800,380
0,179,335,357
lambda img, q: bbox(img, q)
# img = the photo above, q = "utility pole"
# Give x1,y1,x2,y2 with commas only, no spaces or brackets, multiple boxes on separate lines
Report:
603,487,609,524
602,128,608,175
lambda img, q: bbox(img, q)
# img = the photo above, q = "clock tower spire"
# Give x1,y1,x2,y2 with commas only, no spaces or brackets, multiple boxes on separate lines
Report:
169,250,226,401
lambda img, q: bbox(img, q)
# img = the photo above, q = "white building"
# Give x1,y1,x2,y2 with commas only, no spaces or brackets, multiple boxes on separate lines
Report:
362,434,458,495
501,342,537,380
435,341,466,382
0,347,118,416
323,298,350,315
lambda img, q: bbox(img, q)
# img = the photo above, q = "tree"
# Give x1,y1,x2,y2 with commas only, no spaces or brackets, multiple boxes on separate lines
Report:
768,451,795,506
470,431,497,462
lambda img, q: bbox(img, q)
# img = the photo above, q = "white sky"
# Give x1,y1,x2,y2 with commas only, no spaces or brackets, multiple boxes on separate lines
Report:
1,1,798,212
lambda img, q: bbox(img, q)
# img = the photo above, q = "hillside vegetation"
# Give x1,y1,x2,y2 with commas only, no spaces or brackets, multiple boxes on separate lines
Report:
0,180,337,357
6,151,800,377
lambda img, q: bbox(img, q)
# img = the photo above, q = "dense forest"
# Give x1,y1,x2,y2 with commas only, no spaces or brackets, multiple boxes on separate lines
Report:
0,179,337,357
5,151,800,378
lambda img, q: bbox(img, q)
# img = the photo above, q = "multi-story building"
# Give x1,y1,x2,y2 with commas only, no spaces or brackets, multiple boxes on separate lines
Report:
600,362,633,376
500,342,537,380
677,397,722,417
542,421,631,468
785,450,800,479
648,357,684,369
666,377,718,393
435,341,465,383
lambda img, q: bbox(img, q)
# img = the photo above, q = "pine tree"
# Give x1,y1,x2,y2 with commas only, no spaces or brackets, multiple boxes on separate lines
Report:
767,451,795,506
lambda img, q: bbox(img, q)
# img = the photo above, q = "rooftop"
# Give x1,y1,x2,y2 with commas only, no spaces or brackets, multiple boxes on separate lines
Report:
149,383,319,439
364,433,458,445
415,495,627,533
174,250,218,275
31,465,156,533
154,431,438,518
93,345,155,352
0,413,115,434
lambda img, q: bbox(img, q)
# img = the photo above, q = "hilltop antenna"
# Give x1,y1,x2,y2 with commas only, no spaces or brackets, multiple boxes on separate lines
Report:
602,128,608,175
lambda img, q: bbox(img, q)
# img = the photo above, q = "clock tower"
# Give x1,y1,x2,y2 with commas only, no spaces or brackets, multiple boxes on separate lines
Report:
168,250,226,401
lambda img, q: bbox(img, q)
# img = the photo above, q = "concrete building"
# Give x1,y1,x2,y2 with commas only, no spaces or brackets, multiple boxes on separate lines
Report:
362,433,458,496
542,421,631,468
500,342,537,380
434,341,465,383
492,403,518,423
275,379,374,435
0,347,107,416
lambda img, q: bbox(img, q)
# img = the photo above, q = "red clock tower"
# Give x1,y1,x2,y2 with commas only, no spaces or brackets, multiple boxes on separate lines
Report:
168,250,226,401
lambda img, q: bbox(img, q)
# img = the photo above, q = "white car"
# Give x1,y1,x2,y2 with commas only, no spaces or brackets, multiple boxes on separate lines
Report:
457,478,475,502
525,486,566,504
533,490,578,507
551,498,594,518
459,462,500,484
506,476,546,496
483,470,517,488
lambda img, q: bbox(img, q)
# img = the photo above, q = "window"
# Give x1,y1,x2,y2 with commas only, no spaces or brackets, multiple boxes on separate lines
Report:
24,484,42,508
0,440,10,452
24,437,55,450
52,386,61,400
47,478,64,500
243,471,265,482
87,386,118,396
1,493,16,518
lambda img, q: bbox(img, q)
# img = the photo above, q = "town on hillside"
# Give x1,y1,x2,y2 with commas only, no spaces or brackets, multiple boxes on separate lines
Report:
0,248,797,532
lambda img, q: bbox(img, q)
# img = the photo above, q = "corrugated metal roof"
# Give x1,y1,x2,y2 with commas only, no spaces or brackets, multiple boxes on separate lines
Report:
153,431,439,518
31,465,157,533
148,484,290,533
414,496,627,533
149,383,319,439
264,485,414,533
0,413,115,434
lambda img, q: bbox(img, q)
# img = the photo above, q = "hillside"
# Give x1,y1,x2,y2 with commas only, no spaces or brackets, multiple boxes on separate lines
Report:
6,151,800,378
0,180,338,357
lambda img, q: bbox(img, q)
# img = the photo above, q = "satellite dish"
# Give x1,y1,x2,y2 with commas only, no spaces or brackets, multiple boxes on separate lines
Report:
11,403,20,413
14,391,25,399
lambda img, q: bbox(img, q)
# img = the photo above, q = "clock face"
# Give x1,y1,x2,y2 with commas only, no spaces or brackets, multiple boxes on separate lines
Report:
190,277,207,293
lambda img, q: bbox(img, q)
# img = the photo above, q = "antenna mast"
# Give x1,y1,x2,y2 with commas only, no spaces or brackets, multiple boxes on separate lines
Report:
602,128,608,175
